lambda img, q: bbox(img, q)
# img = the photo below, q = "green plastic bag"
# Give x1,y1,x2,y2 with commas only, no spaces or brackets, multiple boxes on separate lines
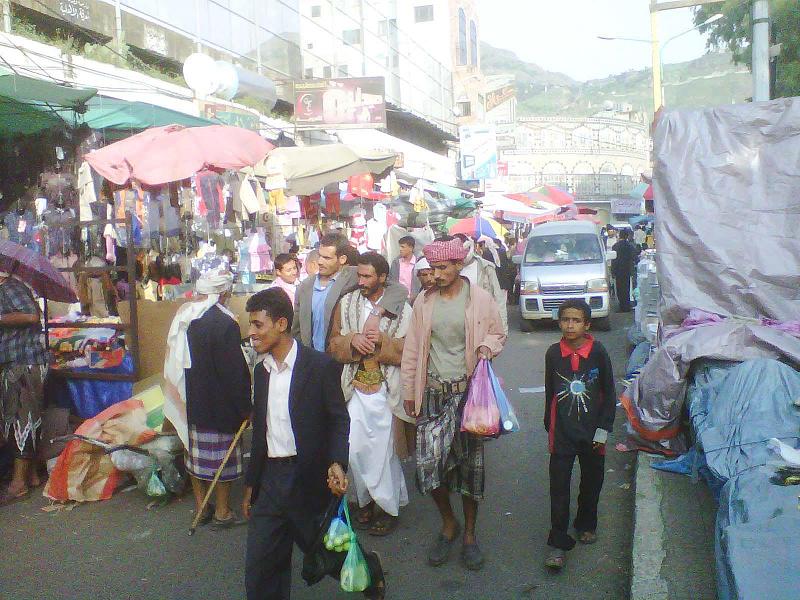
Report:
339,502,371,592
145,466,167,497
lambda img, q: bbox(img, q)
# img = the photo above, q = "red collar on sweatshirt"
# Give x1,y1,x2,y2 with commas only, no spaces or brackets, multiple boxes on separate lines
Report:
560,335,594,370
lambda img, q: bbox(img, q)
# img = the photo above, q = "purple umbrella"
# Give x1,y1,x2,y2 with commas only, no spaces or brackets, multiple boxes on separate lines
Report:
0,241,78,303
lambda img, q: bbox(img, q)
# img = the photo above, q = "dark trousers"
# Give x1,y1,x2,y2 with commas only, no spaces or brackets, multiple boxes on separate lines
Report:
245,459,378,600
615,272,632,312
547,450,606,551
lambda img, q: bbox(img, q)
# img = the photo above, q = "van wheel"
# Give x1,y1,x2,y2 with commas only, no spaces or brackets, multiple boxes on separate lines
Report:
520,318,535,333
595,316,611,331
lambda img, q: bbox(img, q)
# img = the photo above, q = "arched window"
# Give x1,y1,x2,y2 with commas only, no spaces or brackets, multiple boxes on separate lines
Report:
458,9,467,66
470,20,478,66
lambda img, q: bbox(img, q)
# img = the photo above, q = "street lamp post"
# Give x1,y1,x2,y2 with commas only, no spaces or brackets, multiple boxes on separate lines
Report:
598,13,722,109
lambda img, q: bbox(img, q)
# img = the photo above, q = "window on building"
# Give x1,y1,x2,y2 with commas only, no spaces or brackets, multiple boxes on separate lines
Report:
311,5,321,17
457,101,471,117
338,65,349,77
414,5,434,22
323,65,332,78
343,29,362,46
304,68,314,79
457,8,467,66
378,19,388,36
306,43,314,50
470,20,478,66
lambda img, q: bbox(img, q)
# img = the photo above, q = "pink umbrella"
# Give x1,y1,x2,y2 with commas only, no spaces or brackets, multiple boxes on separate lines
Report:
85,124,274,186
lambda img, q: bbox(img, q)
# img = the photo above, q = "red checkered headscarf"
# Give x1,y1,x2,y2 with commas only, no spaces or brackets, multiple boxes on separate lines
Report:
423,238,468,263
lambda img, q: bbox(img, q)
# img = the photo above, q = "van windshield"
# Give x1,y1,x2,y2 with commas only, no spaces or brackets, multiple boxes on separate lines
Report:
524,233,603,265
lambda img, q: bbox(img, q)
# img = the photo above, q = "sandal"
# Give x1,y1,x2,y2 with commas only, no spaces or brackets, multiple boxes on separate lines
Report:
354,505,375,530
368,515,398,537
427,522,462,567
211,511,246,530
544,548,566,570
197,503,215,526
0,486,30,507
577,530,597,545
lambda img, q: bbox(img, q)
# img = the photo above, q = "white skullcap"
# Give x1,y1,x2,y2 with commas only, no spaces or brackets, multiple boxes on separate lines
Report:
415,257,431,271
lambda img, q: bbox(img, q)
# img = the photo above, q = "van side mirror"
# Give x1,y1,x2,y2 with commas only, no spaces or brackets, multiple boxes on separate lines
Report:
512,255,522,265
606,250,617,261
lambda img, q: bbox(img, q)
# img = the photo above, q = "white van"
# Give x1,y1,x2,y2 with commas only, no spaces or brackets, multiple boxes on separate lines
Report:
513,220,613,331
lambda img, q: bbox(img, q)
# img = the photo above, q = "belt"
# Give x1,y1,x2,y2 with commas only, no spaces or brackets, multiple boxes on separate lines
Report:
266,455,297,464
426,378,468,395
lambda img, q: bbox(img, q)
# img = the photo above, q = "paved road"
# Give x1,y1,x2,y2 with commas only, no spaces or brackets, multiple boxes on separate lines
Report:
1,308,636,600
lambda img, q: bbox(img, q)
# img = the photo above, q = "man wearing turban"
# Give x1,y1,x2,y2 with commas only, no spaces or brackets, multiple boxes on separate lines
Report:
164,270,251,528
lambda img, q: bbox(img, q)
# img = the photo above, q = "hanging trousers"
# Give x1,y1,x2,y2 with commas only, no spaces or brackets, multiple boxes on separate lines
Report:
547,449,606,551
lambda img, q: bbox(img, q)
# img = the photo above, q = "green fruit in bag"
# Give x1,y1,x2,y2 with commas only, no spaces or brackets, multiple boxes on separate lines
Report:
340,542,371,592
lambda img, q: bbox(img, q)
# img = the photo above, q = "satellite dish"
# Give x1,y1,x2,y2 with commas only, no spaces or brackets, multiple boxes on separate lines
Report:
214,61,239,101
183,53,218,98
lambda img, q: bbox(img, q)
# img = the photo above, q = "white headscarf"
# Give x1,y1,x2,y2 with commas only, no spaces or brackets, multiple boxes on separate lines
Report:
478,235,501,266
414,257,431,272
163,270,234,447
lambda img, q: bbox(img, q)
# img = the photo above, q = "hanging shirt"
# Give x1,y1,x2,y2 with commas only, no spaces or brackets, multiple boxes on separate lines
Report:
5,210,35,248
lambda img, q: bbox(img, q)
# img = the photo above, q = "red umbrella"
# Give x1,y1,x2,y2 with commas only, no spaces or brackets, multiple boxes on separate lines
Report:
85,124,274,186
0,241,77,303
532,185,575,207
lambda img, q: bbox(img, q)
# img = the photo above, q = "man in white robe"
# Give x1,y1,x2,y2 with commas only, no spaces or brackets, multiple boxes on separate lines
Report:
328,252,412,536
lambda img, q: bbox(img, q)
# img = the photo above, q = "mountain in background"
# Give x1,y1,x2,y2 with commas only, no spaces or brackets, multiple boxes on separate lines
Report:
481,42,752,119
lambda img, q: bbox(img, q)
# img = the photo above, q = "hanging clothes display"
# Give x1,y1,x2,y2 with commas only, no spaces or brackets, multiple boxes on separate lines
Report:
350,212,367,252
366,203,388,252
195,170,226,228
43,207,77,257
300,194,320,222
4,208,35,248
77,161,97,222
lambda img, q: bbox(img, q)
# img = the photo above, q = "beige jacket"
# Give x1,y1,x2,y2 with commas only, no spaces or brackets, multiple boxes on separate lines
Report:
401,280,507,414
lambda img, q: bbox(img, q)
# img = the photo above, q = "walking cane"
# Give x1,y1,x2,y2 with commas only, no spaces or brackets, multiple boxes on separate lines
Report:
189,418,249,536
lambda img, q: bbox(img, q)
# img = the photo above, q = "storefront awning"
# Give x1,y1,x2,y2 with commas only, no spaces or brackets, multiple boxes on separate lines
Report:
0,66,97,136
81,96,216,135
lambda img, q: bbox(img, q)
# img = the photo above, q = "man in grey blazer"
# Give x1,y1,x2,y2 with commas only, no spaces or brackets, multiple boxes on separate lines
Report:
291,233,407,352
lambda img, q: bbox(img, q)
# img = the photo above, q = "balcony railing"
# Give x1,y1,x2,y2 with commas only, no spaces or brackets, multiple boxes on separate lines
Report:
505,174,638,199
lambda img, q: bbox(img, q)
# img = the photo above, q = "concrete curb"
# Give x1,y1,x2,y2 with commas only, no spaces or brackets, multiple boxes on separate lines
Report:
630,453,670,600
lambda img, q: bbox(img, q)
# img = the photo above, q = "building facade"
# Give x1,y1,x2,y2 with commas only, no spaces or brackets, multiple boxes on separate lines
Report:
11,0,303,84
299,0,455,136
498,114,650,199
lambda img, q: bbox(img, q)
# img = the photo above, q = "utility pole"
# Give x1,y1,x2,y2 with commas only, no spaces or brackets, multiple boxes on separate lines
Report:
649,2,663,113
752,0,770,101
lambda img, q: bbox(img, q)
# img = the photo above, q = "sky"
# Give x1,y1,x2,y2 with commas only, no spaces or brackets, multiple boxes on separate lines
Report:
477,0,717,81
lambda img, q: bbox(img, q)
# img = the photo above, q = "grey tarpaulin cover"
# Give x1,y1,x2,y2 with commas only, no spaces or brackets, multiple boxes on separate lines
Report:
715,469,800,600
621,99,800,452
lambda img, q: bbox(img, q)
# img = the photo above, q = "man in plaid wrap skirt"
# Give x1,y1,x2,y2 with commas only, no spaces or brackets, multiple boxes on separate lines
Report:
401,238,506,572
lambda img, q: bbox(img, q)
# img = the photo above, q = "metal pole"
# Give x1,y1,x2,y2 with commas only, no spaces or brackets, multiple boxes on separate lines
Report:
752,0,770,102
125,212,140,379
650,3,663,112
1,0,10,33
114,0,123,53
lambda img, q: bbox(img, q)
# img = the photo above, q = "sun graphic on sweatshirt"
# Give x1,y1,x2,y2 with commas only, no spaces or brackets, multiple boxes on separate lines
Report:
556,373,590,417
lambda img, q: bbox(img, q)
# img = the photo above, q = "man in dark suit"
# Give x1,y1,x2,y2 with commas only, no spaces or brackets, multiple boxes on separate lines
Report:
291,233,407,352
243,288,386,600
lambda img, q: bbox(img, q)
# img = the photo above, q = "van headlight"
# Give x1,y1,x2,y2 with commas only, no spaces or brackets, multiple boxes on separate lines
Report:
586,278,608,292
521,280,540,294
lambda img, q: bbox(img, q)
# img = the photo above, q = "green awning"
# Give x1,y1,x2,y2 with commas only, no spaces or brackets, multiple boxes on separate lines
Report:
81,96,217,134
0,66,97,136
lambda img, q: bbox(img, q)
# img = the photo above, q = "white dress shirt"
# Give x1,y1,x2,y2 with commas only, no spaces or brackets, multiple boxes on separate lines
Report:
262,340,298,457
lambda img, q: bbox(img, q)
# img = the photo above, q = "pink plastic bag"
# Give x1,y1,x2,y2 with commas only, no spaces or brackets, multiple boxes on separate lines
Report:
460,359,501,437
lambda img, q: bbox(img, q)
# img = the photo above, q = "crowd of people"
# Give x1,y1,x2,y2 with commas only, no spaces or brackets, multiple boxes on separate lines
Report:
159,226,619,599
0,224,618,599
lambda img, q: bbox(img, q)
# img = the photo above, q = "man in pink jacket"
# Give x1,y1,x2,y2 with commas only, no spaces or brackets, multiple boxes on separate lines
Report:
401,237,506,572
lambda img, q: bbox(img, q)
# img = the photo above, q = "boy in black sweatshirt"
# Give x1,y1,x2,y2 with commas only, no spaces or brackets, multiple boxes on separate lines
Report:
543,299,616,570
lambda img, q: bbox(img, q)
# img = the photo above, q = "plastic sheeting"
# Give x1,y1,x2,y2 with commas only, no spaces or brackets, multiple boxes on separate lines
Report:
653,98,800,326
622,100,800,451
695,359,800,482
715,469,800,600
